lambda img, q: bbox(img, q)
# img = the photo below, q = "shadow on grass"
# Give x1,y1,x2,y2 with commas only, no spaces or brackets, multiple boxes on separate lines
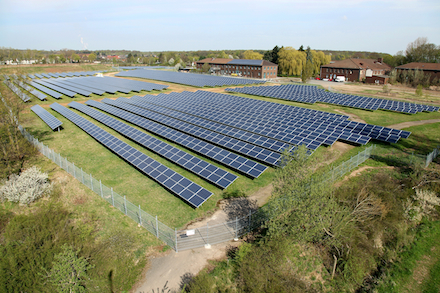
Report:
224,197,258,222
25,127,54,143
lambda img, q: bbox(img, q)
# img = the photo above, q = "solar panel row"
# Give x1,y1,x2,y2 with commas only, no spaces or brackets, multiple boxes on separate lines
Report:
226,84,439,114
85,100,268,178
50,103,214,208
3,80,31,102
30,105,63,130
116,69,265,87
68,101,238,189
14,80,47,101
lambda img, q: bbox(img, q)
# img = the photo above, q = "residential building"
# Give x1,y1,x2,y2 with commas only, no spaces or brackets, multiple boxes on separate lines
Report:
196,58,278,79
320,58,392,82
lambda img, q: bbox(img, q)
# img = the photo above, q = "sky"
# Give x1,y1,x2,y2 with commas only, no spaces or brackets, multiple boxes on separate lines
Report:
1,0,439,55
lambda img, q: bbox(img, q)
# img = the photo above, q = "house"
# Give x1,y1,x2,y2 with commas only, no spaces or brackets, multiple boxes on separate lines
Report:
196,58,278,79
320,58,392,82
395,62,440,83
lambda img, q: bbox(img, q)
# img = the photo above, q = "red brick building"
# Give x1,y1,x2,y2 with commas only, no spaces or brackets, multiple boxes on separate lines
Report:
196,58,278,79
320,58,392,82
395,62,440,83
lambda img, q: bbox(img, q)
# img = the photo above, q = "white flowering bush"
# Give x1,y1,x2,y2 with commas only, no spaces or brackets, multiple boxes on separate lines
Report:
0,166,52,205
404,188,440,222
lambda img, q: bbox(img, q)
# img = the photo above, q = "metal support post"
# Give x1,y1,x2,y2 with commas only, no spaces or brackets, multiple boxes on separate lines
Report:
175,228,178,253
81,168,84,184
111,188,114,206
90,174,93,191
205,223,211,249
155,215,159,238
124,196,127,215
73,163,76,179
139,205,142,225
100,180,103,198
234,217,238,241
248,210,251,232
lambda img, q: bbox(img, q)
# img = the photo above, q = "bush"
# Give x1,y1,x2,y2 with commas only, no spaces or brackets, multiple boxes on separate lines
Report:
0,166,52,205
415,84,424,96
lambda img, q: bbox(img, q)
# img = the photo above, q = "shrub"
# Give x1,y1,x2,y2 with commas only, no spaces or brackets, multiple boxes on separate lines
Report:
0,166,52,205
416,84,423,96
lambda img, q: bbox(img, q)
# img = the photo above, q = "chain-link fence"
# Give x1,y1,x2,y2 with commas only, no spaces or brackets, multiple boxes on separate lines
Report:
426,145,440,167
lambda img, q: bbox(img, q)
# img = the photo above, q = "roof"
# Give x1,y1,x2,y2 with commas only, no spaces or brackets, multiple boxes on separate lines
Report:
395,62,440,71
196,58,232,65
196,58,278,67
321,58,391,71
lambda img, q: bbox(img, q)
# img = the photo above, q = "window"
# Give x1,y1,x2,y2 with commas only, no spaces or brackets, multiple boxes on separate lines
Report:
326,68,328,72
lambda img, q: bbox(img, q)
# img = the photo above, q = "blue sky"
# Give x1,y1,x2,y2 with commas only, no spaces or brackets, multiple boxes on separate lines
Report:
1,0,439,54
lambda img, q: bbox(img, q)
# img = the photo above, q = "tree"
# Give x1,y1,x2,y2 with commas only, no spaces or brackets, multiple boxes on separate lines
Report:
277,46,306,76
298,45,305,52
71,53,80,63
0,82,36,178
405,37,440,63
48,244,94,293
88,53,96,63
201,63,211,73
243,50,263,60
301,46,314,82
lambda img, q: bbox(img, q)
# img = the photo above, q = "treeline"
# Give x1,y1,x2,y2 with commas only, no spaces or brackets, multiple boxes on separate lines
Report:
183,146,440,292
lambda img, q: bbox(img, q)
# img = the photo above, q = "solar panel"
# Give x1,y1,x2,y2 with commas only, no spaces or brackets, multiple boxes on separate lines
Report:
30,105,63,130
68,101,238,189
50,103,213,208
85,100,268,177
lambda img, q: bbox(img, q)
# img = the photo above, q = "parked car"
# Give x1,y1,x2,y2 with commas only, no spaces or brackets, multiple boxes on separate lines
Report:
334,76,345,82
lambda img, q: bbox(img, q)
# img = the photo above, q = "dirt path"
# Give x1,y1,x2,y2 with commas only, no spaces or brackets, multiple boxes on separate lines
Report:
386,119,440,130
132,184,273,293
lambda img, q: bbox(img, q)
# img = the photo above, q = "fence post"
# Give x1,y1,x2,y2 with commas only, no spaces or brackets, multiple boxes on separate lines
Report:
124,196,127,215
66,157,68,173
111,188,114,206
155,215,159,238
73,163,76,179
175,228,178,253
81,168,84,184
139,205,142,226
248,210,251,232
59,153,62,167
205,223,211,249
90,174,93,191
234,217,238,241
100,180,103,198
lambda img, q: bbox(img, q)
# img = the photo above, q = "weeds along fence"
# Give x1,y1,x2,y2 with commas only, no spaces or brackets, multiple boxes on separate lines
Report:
426,145,440,167
16,123,439,252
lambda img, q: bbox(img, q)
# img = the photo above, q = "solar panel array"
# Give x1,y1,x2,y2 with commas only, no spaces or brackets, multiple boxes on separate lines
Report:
30,105,63,130
68,101,238,189
31,71,104,79
85,100,268,178
100,98,282,167
226,84,440,114
116,69,265,87
3,80,31,102
50,103,214,208
23,76,168,99
121,90,411,146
